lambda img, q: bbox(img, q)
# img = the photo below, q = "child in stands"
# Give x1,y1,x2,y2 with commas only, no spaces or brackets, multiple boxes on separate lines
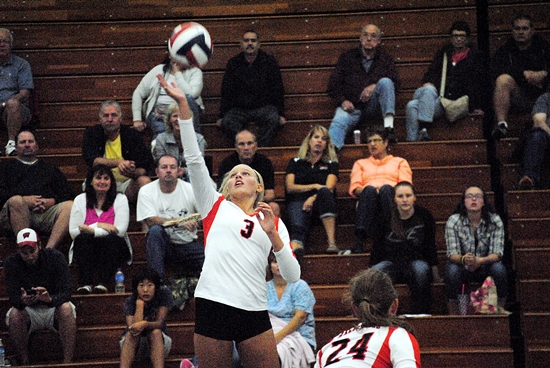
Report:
120,267,174,368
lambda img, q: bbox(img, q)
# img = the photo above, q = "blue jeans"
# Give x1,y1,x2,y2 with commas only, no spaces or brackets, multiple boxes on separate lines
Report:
221,105,280,147
328,78,396,149
405,85,445,141
372,260,433,314
146,225,204,278
521,128,550,186
355,184,394,239
444,261,508,301
285,187,336,247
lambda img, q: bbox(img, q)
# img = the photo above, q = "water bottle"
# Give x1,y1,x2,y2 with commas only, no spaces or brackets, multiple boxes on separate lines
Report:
115,268,125,294
0,337,5,366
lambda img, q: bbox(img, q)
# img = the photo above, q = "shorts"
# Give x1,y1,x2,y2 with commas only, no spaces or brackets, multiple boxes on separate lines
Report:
5,302,76,334
194,298,272,343
120,330,172,358
116,178,133,194
0,201,63,234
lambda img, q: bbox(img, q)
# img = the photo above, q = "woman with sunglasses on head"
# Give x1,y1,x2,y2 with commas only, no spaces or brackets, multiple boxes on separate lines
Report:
370,181,440,314
445,186,507,314
157,74,300,368
344,127,412,254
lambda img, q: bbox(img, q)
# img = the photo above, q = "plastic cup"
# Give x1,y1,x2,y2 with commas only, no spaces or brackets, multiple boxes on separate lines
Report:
457,294,469,315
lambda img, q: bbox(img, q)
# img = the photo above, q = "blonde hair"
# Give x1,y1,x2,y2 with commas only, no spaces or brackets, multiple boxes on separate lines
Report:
219,165,265,206
297,125,339,163
163,102,179,133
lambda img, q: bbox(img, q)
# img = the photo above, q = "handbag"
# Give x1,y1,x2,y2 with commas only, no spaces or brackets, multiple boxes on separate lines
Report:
439,53,469,122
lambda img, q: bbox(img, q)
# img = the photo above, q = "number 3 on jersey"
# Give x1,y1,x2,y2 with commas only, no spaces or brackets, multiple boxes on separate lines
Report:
325,332,373,365
240,219,255,239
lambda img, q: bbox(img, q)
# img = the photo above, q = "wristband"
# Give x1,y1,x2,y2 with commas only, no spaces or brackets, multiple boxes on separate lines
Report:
461,255,466,265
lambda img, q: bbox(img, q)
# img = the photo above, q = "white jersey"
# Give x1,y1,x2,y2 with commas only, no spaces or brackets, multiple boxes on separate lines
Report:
315,325,421,368
178,117,300,311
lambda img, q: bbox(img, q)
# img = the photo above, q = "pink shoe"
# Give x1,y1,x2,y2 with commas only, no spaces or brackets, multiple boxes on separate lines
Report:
180,359,195,368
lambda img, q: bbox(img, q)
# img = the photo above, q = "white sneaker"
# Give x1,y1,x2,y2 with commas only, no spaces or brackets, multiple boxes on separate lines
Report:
5,141,16,156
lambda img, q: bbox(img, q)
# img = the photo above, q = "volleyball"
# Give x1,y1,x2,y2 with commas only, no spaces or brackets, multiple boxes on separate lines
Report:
168,22,213,68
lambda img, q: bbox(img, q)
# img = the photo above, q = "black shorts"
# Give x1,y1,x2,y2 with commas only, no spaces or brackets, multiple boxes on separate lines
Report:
194,298,272,343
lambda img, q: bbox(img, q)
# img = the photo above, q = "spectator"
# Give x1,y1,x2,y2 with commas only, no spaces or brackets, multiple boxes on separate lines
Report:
216,30,286,146
491,13,550,140
153,102,207,181
158,75,300,368
267,253,316,367
69,164,132,294
314,268,421,368
284,125,339,258
218,129,279,215
406,21,487,141
516,92,550,189
120,267,174,368
370,182,440,314
346,127,412,254
82,100,154,203
132,55,204,141
0,28,34,156
4,228,76,365
327,23,400,149
0,130,74,249
137,154,204,279
445,186,507,315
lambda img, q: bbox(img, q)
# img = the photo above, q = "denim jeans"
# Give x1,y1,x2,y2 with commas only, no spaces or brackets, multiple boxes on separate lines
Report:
146,225,205,278
521,128,550,185
372,259,433,314
444,261,508,300
328,78,396,149
355,184,394,238
284,187,336,246
221,105,280,147
405,85,445,141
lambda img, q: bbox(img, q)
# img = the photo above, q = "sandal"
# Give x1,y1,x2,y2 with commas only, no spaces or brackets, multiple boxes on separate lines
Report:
326,243,339,254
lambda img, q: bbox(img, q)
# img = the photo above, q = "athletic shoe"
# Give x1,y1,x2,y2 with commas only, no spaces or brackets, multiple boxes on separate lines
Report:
338,249,352,255
326,243,339,254
518,176,534,190
5,141,16,156
93,284,108,294
491,123,508,141
77,285,92,294
418,128,430,141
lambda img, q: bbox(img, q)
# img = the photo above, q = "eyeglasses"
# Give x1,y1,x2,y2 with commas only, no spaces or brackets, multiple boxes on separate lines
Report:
366,138,384,144
465,194,483,200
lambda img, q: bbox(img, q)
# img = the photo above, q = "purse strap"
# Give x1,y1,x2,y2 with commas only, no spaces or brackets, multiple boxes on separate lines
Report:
439,53,447,98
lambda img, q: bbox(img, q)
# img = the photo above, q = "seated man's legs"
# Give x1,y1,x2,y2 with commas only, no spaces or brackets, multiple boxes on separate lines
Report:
118,177,151,204
146,225,170,278
250,105,281,147
170,240,205,277
55,302,77,363
371,260,397,280
42,200,72,249
406,85,440,141
2,99,30,155
521,128,550,188
493,74,519,127
6,307,31,364
407,260,433,314
4,195,32,235
328,107,361,151
221,108,250,142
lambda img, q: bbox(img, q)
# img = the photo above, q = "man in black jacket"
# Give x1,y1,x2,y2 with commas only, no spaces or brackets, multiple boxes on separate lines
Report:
82,100,154,202
492,14,550,139
4,228,76,364
216,30,286,146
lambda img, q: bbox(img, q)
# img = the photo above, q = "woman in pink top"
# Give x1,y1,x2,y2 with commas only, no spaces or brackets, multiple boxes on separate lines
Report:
345,127,412,254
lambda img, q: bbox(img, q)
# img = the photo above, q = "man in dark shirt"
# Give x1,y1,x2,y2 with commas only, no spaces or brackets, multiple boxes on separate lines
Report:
491,14,550,139
4,228,76,364
216,30,286,147
0,130,73,249
217,129,279,215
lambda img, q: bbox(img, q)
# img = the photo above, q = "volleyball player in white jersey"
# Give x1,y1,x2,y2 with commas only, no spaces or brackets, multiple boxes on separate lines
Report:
315,269,421,368
157,75,300,368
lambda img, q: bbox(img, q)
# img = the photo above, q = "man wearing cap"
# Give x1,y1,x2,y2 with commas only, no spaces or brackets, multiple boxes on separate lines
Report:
4,228,76,365
0,130,74,249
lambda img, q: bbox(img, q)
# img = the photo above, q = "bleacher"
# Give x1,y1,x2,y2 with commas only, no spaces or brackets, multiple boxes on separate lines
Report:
1,0,549,366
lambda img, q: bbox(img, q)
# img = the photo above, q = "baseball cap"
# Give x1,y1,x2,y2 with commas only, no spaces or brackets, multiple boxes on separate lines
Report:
17,228,38,248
